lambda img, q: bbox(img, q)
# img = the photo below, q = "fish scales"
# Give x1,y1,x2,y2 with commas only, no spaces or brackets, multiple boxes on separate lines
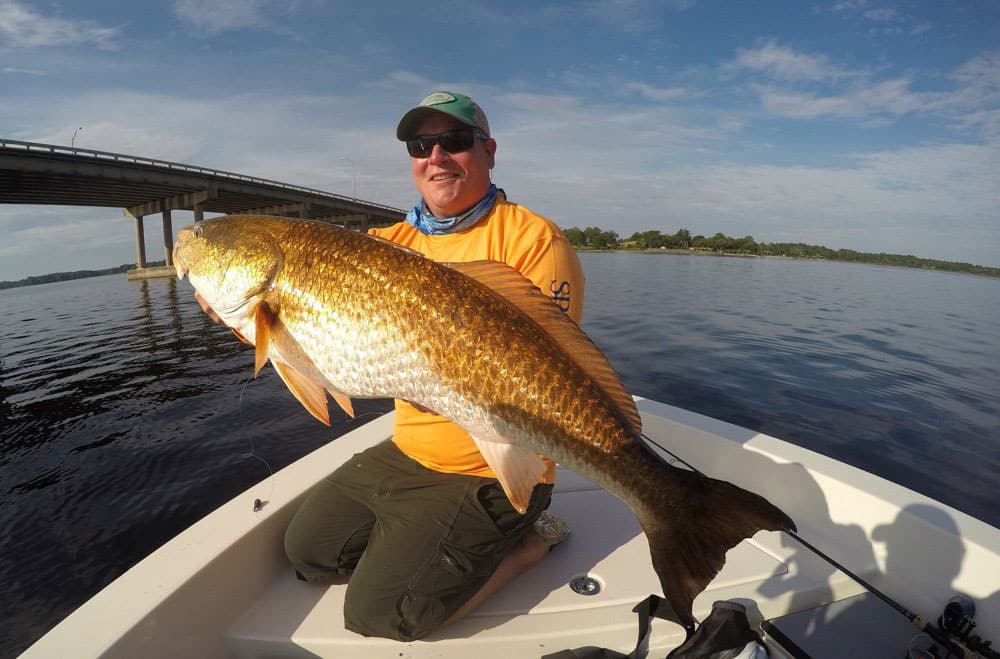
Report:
174,215,795,629
273,222,422,398
272,220,632,466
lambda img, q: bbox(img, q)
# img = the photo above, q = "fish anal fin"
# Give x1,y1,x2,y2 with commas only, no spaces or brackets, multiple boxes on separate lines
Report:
470,435,547,514
327,388,355,418
231,328,252,345
271,360,331,426
444,260,642,436
253,303,277,377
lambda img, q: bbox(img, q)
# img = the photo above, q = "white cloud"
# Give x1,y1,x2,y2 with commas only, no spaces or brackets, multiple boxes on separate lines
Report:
733,41,846,81
741,47,998,137
520,143,998,263
2,66,45,75
951,51,1000,106
23,95,218,163
173,0,267,33
0,207,134,279
0,0,119,49
54,122,206,163
384,70,432,87
751,78,930,119
623,81,689,102
826,0,930,38
863,7,899,22
583,0,695,33
831,0,867,11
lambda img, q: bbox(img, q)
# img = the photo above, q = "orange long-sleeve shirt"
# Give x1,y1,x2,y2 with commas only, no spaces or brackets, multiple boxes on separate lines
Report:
369,197,585,482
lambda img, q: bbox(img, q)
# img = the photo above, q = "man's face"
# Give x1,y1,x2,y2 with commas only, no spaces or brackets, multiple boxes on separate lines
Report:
410,113,496,218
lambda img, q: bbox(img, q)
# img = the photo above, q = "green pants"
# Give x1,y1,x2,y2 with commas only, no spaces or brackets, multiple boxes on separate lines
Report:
284,439,552,641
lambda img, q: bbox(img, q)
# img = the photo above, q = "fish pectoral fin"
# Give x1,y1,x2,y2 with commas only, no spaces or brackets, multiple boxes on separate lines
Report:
470,436,547,514
327,388,355,419
271,360,331,426
253,303,277,377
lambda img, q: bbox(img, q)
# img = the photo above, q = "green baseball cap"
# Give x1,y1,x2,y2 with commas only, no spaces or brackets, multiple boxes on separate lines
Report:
396,91,491,140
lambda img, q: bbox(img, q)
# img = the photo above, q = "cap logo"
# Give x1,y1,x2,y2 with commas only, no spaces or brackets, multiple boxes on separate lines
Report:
421,92,457,107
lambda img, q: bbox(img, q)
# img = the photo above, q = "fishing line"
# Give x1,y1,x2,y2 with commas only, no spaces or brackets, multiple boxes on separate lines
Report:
351,408,394,424
237,371,275,509
639,431,999,658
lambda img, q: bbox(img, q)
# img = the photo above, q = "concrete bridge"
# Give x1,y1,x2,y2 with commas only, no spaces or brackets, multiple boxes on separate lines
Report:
0,138,405,279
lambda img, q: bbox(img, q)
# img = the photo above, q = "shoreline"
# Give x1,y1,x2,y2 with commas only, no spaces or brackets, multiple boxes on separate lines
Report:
573,247,1000,279
3,248,996,291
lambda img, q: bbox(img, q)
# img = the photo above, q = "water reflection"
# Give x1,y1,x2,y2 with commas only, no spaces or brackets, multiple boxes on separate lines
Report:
134,277,183,358
0,357,11,424
136,279,155,348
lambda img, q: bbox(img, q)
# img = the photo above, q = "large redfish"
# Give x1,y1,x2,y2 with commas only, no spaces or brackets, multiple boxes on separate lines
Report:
173,215,795,628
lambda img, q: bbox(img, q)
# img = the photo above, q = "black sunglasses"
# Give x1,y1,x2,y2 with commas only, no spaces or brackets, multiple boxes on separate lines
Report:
406,128,489,158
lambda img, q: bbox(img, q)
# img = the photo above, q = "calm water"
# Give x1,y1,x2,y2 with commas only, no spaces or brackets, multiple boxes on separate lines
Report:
2,254,998,655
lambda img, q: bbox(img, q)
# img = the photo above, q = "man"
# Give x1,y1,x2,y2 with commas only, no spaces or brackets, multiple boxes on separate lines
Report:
281,91,585,641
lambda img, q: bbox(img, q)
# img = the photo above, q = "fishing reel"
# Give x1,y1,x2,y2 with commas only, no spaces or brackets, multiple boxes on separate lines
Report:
939,594,977,639
906,595,998,659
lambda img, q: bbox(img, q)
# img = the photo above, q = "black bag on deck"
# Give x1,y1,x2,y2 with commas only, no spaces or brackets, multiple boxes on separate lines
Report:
667,600,767,659
541,596,766,659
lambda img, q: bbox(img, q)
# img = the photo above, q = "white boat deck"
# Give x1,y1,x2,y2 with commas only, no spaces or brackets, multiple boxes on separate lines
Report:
22,398,1000,658
226,472,812,658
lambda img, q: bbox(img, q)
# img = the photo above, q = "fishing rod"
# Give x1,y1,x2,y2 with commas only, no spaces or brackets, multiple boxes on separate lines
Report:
640,432,1000,659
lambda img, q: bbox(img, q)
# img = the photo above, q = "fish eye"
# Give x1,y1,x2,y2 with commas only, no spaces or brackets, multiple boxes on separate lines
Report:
193,225,203,238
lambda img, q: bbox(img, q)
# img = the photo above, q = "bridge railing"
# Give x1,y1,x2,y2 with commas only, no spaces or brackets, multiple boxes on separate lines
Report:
0,138,404,214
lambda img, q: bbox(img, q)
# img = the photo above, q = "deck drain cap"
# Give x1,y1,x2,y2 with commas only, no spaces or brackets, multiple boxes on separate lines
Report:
570,575,602,596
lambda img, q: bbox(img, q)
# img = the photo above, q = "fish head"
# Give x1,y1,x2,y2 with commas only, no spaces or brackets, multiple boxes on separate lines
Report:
174,216,283,324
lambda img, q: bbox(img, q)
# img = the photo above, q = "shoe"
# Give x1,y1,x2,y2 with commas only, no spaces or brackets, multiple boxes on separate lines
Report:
533,511,571,548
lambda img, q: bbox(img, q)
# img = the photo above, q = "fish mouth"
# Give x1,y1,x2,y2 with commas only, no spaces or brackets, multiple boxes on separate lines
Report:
173,250,188,280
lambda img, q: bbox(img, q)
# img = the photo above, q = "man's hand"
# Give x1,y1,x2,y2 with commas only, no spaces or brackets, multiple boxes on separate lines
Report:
194,291,223,324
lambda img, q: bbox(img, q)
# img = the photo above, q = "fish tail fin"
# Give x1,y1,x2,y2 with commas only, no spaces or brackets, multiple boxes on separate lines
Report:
637,467,796,629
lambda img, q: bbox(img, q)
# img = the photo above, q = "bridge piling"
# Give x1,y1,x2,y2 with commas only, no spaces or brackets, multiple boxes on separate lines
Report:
134,215,147,268
162,209,174,267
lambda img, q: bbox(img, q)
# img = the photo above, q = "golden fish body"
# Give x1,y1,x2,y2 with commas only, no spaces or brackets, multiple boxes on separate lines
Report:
174,215,794,628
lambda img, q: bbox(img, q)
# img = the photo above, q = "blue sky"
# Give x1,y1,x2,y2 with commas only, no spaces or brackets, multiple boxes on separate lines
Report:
1,0,998,279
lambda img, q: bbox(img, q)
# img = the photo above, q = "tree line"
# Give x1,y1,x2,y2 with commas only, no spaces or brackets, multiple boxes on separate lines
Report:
561,226,999,278
3,229,996,288
0,261,167,290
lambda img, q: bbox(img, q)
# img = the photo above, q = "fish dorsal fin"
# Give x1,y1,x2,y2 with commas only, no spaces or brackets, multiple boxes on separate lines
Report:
469,434,548,514
444,260,642,436
272,360,331,426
